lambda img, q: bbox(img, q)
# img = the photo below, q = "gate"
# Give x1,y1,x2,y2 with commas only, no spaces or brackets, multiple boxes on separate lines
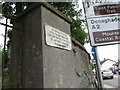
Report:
0,16,21,88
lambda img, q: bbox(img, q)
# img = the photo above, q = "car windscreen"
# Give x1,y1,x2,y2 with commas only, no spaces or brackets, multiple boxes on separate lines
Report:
101,69,111,72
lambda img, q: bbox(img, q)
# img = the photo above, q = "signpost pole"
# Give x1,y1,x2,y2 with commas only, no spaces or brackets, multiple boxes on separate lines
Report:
82,1,120,89
94,46,104,89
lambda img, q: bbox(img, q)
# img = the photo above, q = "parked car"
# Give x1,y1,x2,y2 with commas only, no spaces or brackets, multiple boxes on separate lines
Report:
109,67,117,74
118,69,120,75
101,69,114,79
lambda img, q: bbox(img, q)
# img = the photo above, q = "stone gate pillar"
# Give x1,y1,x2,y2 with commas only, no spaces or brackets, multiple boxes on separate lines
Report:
10,3,72,88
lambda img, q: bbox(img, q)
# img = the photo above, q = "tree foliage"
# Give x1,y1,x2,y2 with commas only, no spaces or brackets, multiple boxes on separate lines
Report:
49,2,89,45
2,2,89,45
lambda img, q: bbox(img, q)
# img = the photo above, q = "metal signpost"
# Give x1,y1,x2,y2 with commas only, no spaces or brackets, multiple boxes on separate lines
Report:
91,46,104,89
83,0,120,89
94,46,104,89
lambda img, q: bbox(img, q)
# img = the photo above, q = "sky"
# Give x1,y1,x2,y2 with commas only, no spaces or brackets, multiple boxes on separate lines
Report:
0,18,5,48
0,1,119,69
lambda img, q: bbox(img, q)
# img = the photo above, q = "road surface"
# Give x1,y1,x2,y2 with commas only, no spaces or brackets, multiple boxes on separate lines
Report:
104,73,119,88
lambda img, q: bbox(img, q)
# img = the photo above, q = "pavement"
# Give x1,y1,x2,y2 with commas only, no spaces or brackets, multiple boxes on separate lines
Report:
95,73,119,89
104,74,119,88
103,73,120,90
104,84,116,88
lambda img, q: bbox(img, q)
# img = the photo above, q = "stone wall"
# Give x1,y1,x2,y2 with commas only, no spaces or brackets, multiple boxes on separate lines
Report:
42,37,96,88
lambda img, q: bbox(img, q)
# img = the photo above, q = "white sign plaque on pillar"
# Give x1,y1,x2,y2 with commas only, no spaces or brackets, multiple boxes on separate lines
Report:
45,24,72,50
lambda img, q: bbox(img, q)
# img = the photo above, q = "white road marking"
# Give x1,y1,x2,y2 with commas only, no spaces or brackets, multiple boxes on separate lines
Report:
104,84,115,88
